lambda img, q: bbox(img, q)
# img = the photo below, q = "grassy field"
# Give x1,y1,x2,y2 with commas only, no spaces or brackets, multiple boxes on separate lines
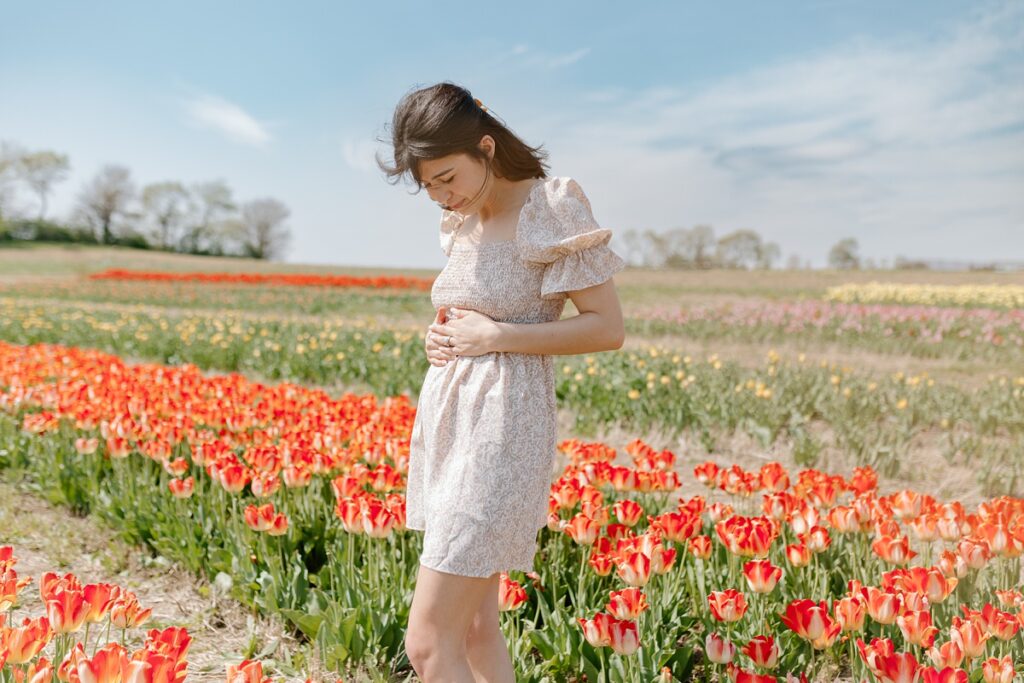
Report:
2,242,1022,682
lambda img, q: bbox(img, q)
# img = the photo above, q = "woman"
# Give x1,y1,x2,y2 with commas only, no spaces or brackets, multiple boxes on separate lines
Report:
377,81,626,682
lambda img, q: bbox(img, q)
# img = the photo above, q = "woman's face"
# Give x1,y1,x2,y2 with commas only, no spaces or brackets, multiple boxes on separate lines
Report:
418,136,494,213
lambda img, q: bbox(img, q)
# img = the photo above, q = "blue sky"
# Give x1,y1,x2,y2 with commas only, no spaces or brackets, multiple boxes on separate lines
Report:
1,1,1021,268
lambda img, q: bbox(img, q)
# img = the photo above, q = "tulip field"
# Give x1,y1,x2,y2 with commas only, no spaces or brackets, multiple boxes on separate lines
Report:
1,246,1023,682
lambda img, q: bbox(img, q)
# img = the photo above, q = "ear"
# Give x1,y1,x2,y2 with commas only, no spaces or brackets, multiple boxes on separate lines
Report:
478,134,496,160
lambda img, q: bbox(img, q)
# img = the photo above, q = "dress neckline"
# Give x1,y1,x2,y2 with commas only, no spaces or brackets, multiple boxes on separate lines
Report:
445,177,546,251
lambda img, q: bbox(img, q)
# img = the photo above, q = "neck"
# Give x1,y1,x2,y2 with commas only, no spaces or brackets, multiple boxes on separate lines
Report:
476,177,517,222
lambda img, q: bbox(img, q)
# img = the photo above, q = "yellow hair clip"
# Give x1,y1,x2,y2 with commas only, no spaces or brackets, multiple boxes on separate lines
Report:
473,97,488,113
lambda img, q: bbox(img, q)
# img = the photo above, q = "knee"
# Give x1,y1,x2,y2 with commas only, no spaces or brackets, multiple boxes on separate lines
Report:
464,614,499,650
405,622,463,673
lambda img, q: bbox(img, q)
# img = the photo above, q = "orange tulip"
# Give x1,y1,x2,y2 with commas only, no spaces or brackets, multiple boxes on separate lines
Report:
950,616,989,659
0,567,31,611
898,610,939,648
785,543,810,568
866,587,903,626
606,587,649,620
110,591,152,629
920,666,967,683
780,599,840,649
578,612,617,648
704,632,735,664
875,651,922,683
708,589,748,623
981,655,1015,683
612,499,644,527
608,618,639,655
227,658,273,683
688,535,712,560
743,560,782,594
927,640,964,669
83,583,121,624
834,596,866,632
497,573,527,612
168,476,194,499
46,587,89,634
564,513,602,546
0,615,52,665
615,549,652,587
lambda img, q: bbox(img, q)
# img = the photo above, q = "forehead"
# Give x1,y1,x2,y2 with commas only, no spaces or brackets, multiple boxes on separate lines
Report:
417,153,467,179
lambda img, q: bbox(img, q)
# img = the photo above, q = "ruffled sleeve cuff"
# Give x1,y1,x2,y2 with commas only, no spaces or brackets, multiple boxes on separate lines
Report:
518,177,627,300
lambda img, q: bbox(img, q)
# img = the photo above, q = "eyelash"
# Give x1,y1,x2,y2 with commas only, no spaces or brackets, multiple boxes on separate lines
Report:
426,176,453,190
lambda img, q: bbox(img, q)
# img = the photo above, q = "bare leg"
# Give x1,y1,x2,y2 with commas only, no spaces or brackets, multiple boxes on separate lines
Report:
464,572,515,683
405,563,500,682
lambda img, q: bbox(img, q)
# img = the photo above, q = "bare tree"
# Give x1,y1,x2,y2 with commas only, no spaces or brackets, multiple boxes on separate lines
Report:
828,238,861,270
240,197,291,259
0,141,26,222
688,225,717,269
182,180,236,252
18,150,70,221
141,181,190,249
716,229,763,269
619,228,647,267
756,241,781,269
785,253,802,270
74,165,136,244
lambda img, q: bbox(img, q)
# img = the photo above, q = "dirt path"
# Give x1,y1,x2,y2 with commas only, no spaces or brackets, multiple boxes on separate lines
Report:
0,478,339,683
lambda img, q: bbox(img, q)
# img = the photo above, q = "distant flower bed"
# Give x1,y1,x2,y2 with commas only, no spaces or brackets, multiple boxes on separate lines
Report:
825,282,1024,309
87,268,434,291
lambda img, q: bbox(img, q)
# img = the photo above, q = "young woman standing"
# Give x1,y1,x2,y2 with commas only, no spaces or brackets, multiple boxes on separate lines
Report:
378,81,626,682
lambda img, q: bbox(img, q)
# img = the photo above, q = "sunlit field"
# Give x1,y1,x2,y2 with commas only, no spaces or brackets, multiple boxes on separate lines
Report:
1,244,1022,682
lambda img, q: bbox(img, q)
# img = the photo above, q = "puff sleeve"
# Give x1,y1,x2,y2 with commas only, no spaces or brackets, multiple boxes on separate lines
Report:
519,177,627,300
439,210,464,257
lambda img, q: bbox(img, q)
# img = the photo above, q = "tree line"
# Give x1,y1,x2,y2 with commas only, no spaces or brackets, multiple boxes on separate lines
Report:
619,226,866,270
0,140,292,259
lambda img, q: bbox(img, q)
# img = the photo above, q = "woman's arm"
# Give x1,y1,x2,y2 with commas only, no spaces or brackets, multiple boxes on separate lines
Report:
494,279,624,355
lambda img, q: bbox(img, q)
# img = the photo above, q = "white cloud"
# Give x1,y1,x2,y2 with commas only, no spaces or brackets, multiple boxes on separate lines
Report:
551,1,1024,266
341,136,385,173
183,94,272,147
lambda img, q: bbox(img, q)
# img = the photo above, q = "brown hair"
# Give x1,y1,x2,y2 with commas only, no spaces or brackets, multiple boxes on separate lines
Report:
376,81,549,191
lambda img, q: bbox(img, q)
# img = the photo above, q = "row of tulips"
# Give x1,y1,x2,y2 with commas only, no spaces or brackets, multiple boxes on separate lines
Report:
1,299,1022,494
825,282,1024,310
0,279,434,319
630,299,1024,360
86,269,435,291
0,546,287,683
7,276,1024,364
1,340,1023,680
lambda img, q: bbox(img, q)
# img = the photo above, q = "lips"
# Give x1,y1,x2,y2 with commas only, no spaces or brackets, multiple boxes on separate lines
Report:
449,200,465,210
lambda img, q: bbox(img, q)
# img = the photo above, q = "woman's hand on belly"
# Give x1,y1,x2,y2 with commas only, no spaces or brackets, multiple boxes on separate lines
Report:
428,306,503,358
425,307,458,366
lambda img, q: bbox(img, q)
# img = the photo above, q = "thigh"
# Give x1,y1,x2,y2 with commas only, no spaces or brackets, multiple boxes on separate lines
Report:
408,564,499,642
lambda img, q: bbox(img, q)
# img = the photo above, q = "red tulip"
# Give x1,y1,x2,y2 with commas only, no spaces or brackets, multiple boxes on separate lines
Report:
741,635,779,669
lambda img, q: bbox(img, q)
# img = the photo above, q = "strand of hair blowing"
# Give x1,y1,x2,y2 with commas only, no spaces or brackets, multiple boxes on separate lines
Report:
376,81,550,189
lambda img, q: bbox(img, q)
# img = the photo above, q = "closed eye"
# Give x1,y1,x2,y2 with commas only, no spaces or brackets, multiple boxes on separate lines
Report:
425,176,453,190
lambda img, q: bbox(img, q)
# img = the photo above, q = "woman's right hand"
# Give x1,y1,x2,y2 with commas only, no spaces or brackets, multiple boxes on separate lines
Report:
425,306,458,367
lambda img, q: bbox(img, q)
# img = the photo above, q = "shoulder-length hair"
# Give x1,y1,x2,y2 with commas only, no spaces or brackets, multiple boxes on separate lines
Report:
377,81,549,190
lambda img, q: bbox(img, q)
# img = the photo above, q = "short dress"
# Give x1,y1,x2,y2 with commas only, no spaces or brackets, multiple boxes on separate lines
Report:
404,175,627,578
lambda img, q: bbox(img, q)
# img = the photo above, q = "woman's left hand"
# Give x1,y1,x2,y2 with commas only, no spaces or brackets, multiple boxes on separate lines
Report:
428,307,502,358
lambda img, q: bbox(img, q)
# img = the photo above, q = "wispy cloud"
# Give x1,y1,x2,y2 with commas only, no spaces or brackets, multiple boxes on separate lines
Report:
555,1,1024,264
341,136,384,173
182,94,272,146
